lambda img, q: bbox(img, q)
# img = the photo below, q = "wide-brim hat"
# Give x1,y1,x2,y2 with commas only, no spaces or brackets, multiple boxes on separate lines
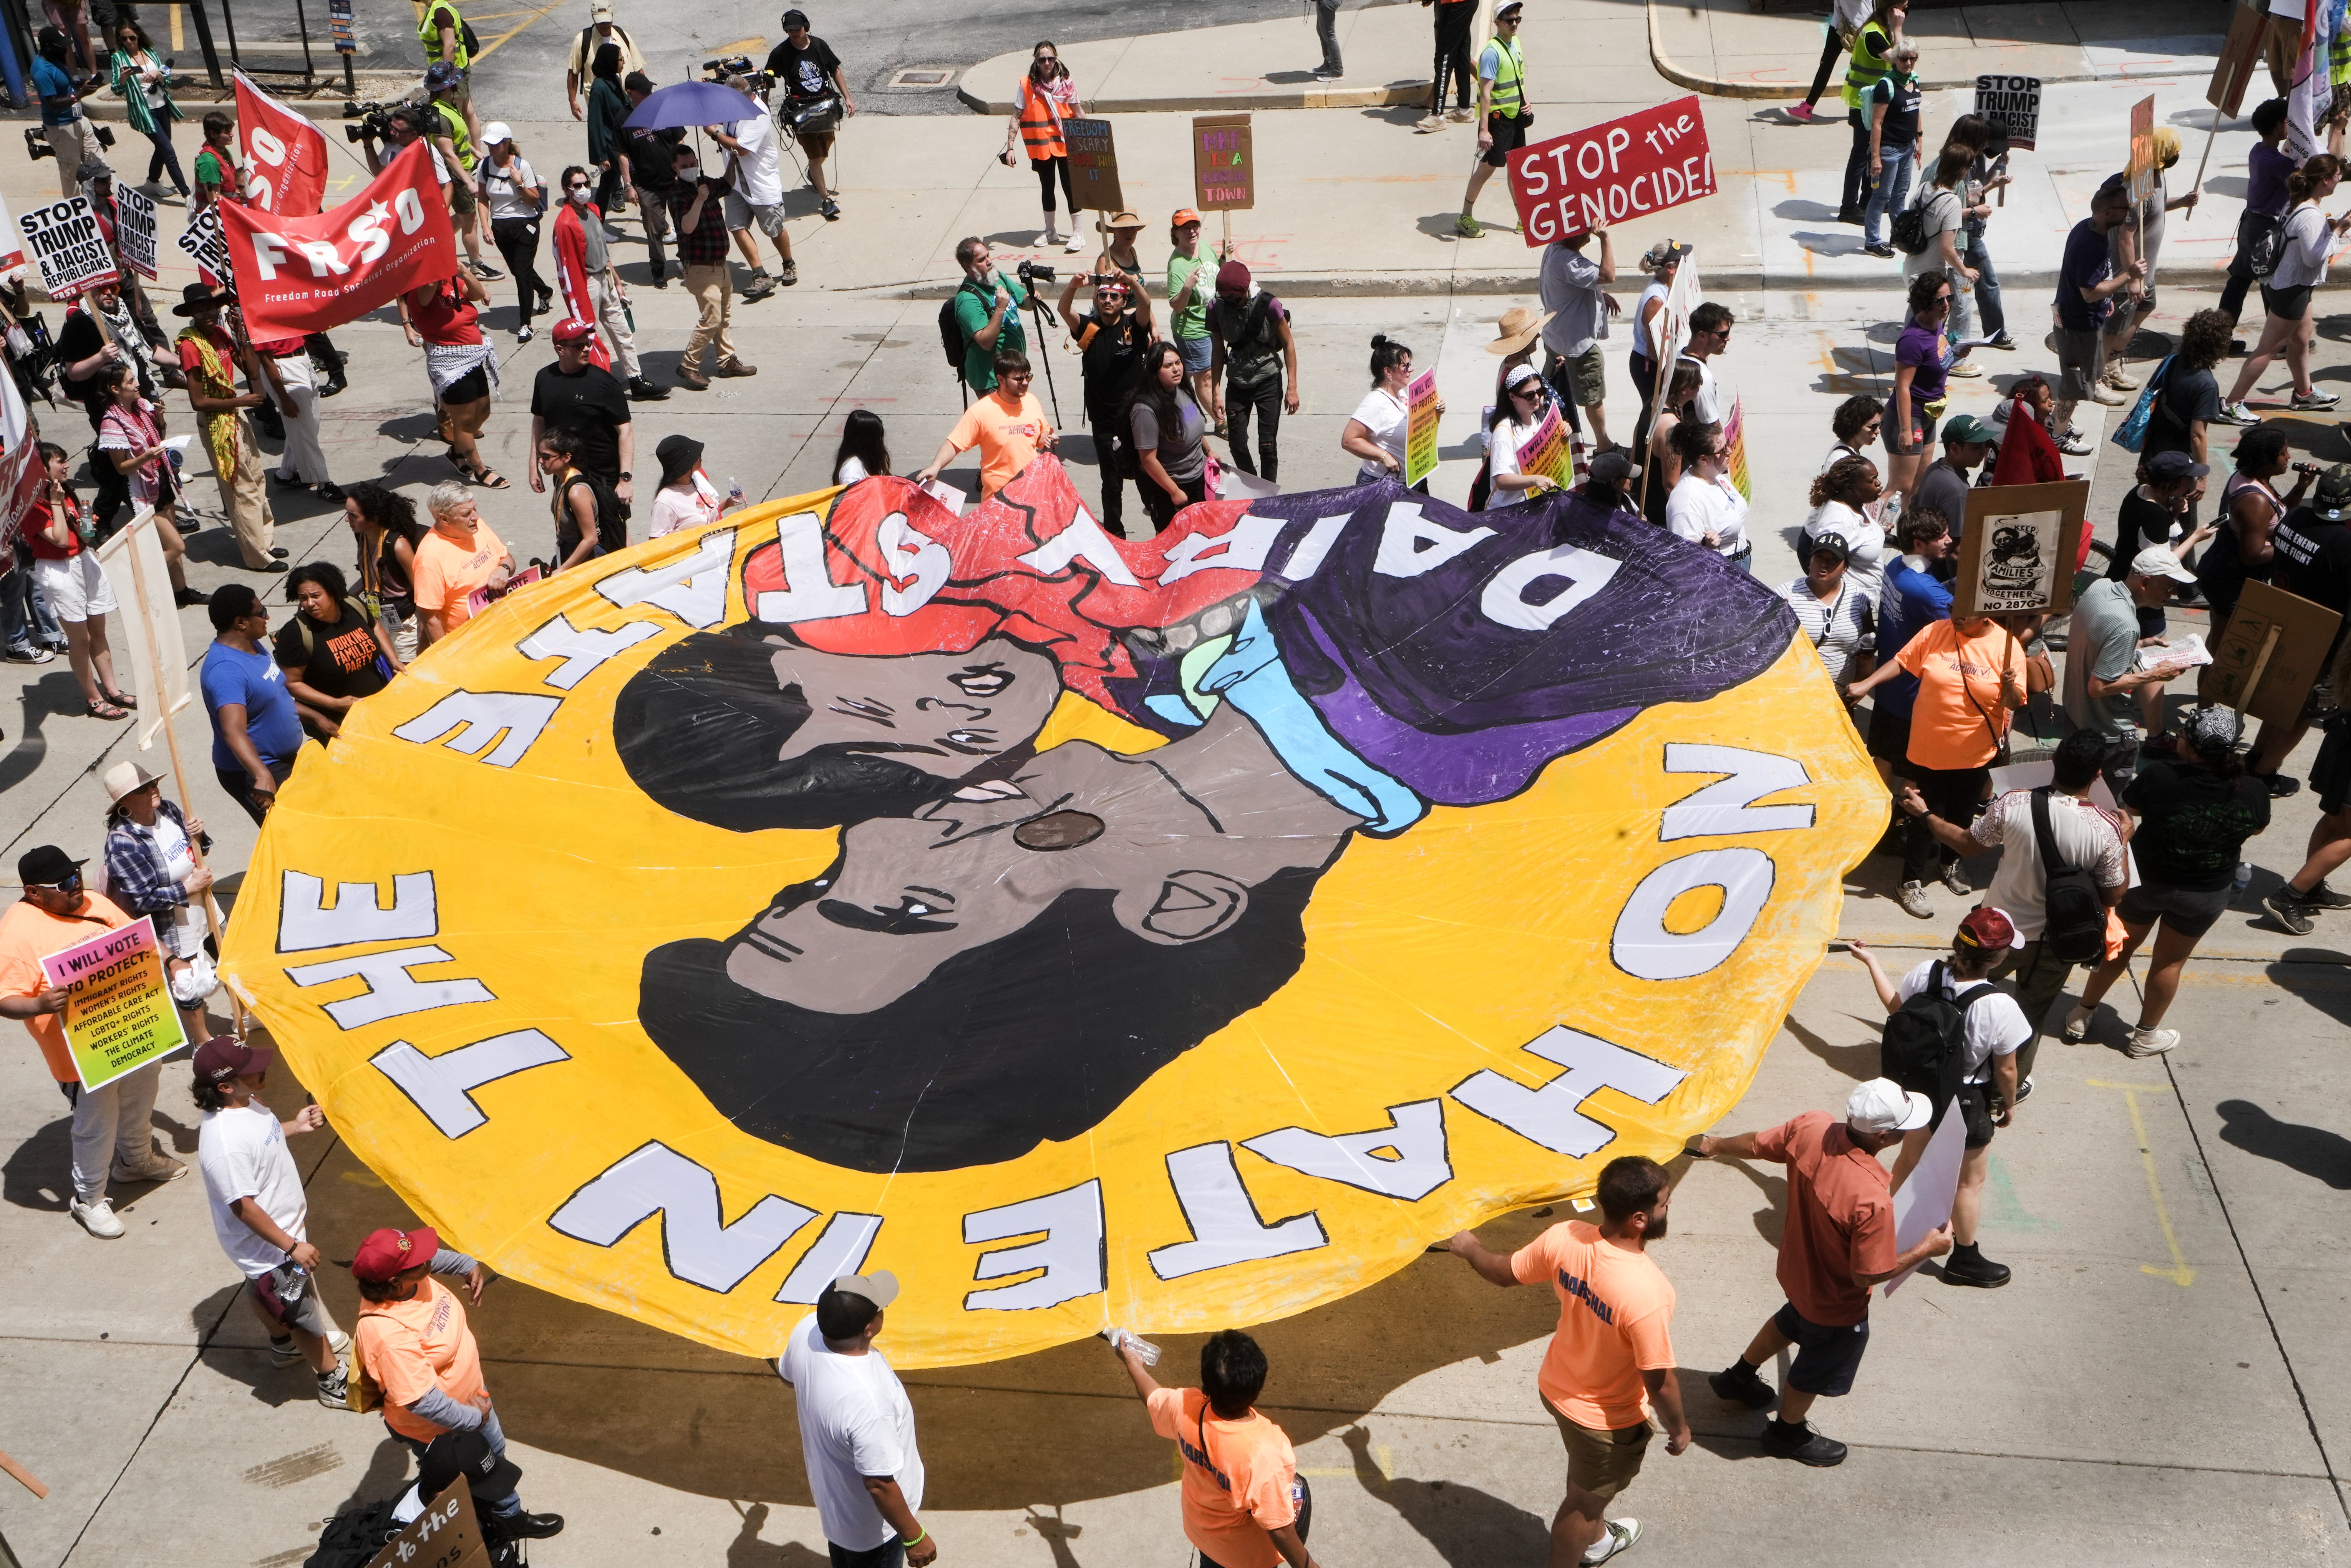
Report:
1484,305,1552,356
101,760,161,805
171,282,235,316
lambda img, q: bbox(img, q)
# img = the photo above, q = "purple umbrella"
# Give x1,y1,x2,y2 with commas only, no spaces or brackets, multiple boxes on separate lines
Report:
622,79,763,129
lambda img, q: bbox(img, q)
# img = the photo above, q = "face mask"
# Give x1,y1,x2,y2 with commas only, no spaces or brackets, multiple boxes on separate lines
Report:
570,187,592,205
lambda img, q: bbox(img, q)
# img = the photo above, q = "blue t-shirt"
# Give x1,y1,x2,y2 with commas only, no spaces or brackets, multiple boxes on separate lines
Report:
2054,217,2113,332
31,58,78,126
1874,557,1953,717
201,642,303,774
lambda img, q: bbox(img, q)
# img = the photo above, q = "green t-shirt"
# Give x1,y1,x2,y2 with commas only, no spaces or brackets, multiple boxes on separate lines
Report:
194,146,228,191
951,274,1027,394
1167,252,1210,341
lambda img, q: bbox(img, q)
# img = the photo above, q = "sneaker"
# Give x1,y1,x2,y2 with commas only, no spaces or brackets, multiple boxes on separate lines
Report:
108,1150,186,1184
1447,107,1474,122
1942,1245,2012,1288
469,260,504,281
2015,1075,2034,1104
1786,101,1817,123
627,377,671,401
1759,1419,1847,1466
821,197,841,219
1948,359,1985,378
1940,862,1971,896
516,325,534,343
2257,771,2303,799
5,645,53,664
507,1514,565,1540
70,1196,124,1239
1455,213,1483,239
1708,1361,1776,1409
2102,367,2142,392
2056,427,2094,455
2061,1003,2094,1042
1861,243,1896,258
1065,232,1086,253
1312,66,1342,80
2089,382,2130,407
1897,880,1935,919
1414,115,1446,133
1835,207,1863,225
2303,879,2351,910
713,358,758,378
743,279,778,303
2216,399,2261,426
269,1335,301,1366
778,260,799,286
1987,332,2017,350
316,1365,350,1407
2265,887,2316,935
651,270,669,289
2126,1025,2180,1057
2293,388,2342,410
1584,1518,1643,1564
535,287,554,313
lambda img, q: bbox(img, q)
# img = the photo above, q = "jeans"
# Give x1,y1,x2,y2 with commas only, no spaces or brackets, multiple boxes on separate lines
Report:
1961,226,2006,338
1841,109,1871,215
633,184,673,277
1143,472,1208,533
1224,375,1283,481
1315,0,1343,72
1431,1,1474,110
144,123,188,195
490,217,547,327
1900,761,1988,883
59,1066,161,1203
1864,145,1913,247
216,759,293,827
3,549,63,650
390,1404,522,1520
1088,415,1133,537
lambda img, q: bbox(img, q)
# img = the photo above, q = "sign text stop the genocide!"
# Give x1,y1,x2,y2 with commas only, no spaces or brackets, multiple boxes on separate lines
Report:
1507,95,1716,247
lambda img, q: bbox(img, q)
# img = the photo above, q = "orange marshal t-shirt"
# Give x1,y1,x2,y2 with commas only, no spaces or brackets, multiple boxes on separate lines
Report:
410,520,509,631
356,1276,489,1440
1509,1218,1677,1431
0,892,132,1081
1146,1386,1299,1568
1751,1110,1897,1327
1892,618,2025,771
947,389,1053,498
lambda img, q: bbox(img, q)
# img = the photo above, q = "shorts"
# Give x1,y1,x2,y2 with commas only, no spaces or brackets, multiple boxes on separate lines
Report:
1177,333,1214,374
449,176,477,219
2262,281,2314,323
1887,406,1938,456
2053,325,2107,402
797,129,836,159
33,551,116,622
1772,1301,1871,1397
2118,880,2234,939
1865,699,1912,764
1548,1401,1652,1503
826,1542,904,1568
439,365,489,405
724,191,786,238
1935,1079,1998,1149
1560,343,1606,409
2313,722,2351,815
247,1267,335,1338
1481,109,1529,168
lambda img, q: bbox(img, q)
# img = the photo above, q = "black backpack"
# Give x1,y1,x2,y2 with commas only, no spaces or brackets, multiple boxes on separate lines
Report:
1889,185,1948,258
303,1498,400,1568
2247,210,2287,280
1880,959,1996,1117
938,279,987,379
2033,786,2109,964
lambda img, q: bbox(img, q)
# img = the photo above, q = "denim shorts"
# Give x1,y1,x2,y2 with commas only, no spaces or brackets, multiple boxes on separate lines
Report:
1176,333,1214,374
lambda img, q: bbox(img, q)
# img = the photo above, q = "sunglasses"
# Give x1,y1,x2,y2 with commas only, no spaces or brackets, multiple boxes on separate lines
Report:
29,873,82,893
1512,383,1546,399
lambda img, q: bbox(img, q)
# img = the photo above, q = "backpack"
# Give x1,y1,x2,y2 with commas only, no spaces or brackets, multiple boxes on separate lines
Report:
1879,959,1995,1117
2032,786,2110,964
938,279,987,382
1889,185,1948,258
303,1497,401,1568
1215,292,1285,390
2247,210,2288,281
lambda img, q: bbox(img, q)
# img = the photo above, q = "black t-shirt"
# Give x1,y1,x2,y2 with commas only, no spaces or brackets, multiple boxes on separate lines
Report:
272,603,389,704
2274,506,2351,617
530,364,632,480
2110,488,2181,579
553,469,625,562
766,36,843,101
2122,759,2272,891
1077,310,1149,421
55,309,114,426
1872,74,1922,148
2146,362,2221,458
625,124,683,190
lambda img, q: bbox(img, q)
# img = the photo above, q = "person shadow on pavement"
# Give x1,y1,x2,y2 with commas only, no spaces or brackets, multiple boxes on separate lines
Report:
2215,1099,2351,1190
725,1502,831,1568
1341,1424,1549,1566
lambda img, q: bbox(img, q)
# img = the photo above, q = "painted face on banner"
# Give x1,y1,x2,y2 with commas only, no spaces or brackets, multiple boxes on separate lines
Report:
222,457,1883,1369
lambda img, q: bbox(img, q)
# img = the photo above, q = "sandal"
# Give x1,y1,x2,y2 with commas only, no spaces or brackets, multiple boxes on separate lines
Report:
473,467,511,490
85,699,128,721
101,689,137,711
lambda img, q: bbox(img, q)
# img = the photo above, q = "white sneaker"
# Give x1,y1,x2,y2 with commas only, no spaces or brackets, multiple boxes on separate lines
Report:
1941,862,1971,896
2061,1003,2094,1042
316,1364,351,1408
1897,881,1935,919
1039,230,1059,248
2127,1026,2180,1057
1948,359,1985,378
2102,366,2142,391
1585,1518,1643,1564
109,1149,187,1184
2089,382,2130,407
1064,231,1085,253
70,1197,125,1239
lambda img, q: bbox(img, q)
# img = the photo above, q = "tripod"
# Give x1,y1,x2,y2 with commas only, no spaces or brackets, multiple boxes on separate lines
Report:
1020,290,1064,426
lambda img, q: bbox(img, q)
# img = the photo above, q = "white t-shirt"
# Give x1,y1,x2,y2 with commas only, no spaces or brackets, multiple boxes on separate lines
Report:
1895,960,2032,1083
479,155,540,222
197,1100,307,1280
648,472,721,538
1666,472,1747,556
836,455,870,484
1482,416,1545,507
1969,789,2129,941
1687,357,1722,424
1350,387,1410,482
724,113,786,207
1805,498,1887,608
149,813,201,959
776,1314,925,1552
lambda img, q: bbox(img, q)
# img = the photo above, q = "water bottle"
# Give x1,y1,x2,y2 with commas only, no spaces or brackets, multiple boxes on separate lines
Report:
2235,862,2253,894
726,475,744,506
1879,492,1902,536
1099,1326,1162,1365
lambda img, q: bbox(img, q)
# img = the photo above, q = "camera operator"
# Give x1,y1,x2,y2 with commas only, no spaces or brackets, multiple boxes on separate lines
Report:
1060,263,1153,535
766,10,855,221
948,237,1026,397
706,75,794,296
424,63,500,281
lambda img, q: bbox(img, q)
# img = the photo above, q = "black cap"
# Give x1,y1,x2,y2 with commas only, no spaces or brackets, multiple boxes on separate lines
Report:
1807,533,1852,564
417,1430,523,1503
1586,450,1634,487
18,846,85,886
623,70,654,94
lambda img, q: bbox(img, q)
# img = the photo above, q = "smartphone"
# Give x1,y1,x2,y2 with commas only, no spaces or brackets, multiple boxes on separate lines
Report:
1825,940,1852,953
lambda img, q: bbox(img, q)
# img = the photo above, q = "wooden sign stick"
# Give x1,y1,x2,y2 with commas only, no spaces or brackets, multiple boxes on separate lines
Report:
2186,104,2223,222
0,1445,47,1498
2232,624,2283,717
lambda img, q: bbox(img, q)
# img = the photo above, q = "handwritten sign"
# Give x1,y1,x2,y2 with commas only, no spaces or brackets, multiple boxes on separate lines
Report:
1514,403,1577,488
1955,480,2090,618
362,1480,489,1568
20,196,118,301
1507,95,1716,248
1403,369,1440,487
2127,95,2157,204
1971,74,2040,151
178,205,232,283
1722,397,1752,503
40,919,186,1091
1067,117,1124,213
115,184,160,281
1191,113,1253,212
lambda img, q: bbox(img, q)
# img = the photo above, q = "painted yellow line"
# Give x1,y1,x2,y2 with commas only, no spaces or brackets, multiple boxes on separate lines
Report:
2086,1078,2195,1287
709,37,769,58
170,7,184,51
469,0,570,66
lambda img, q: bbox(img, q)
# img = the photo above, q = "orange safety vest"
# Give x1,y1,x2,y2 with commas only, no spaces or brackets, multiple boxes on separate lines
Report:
1019,75,1067,161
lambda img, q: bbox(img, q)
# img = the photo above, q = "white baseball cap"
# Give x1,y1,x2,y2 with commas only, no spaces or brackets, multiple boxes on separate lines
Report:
482,122,514,146
2128,544,2198,584
1847,1077,1933,1134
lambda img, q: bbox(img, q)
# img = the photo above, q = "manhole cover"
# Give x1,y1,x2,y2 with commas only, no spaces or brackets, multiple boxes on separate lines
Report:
890,68,953,87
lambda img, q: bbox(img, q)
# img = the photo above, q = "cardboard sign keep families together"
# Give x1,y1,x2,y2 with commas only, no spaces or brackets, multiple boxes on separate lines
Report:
1955,480,2091,618
1507,96,1716,246
40,919,186,1090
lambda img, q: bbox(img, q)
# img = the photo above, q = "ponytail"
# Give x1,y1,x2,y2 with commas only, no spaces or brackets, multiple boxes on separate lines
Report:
2288,153,2344,205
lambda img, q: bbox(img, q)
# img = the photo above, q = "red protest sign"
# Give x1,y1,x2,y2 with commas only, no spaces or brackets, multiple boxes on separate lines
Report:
235,72,331,217
218,141,456,339
1507,96,1716,248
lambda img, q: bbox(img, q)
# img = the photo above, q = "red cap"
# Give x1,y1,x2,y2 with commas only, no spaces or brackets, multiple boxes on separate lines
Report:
192,1034,272,1085
1215,259,1250,293
552,317,596,344
1955,906,2023,952
350,1225,441,1282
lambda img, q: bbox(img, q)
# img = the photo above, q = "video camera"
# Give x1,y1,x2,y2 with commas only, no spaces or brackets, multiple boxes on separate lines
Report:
1017,260,1054,285
24,123,114,162
702,56,774,94
342,99,400,143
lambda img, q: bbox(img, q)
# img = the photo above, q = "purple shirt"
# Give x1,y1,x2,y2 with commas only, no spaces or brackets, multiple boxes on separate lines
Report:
2248,141,2295,218
1896,321,1948,408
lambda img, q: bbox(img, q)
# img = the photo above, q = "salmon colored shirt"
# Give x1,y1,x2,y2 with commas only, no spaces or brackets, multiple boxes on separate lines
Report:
1147,1386,1298,1568
1892,618,2024,772
1751,1110,1897,1327
946,388,1053,498
411,520,510,631
1510,1219,1677,1431
356,1277,489,1440
0,892,131,1081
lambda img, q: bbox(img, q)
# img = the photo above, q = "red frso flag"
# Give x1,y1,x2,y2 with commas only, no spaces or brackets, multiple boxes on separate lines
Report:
234,71,330,216
217,141,456,339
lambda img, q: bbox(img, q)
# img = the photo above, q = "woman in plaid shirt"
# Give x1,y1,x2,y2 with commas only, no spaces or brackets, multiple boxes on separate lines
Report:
99,761,216,1037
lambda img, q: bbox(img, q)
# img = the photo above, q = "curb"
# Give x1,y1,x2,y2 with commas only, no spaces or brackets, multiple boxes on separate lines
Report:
1644,0,2105,101
955,82,1428,116
5,71,425,126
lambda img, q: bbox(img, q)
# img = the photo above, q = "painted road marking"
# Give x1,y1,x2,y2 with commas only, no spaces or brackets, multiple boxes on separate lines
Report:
2087,1078,2194,1287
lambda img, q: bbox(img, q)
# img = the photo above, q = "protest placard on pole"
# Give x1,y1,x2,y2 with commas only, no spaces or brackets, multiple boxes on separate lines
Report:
2209,1,2273,118
114,184,160,281
1971,75,2041,149
2126,96,2157,204
39,919,187,1092
1507,95,1716,248
363,1480,491,1568
1191,114,1254,210
2205,579,2341,724
19,196,118,301
1955,480,2091,618
1068,117,1124,214
178,204,232,283
1403,368,1441,487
